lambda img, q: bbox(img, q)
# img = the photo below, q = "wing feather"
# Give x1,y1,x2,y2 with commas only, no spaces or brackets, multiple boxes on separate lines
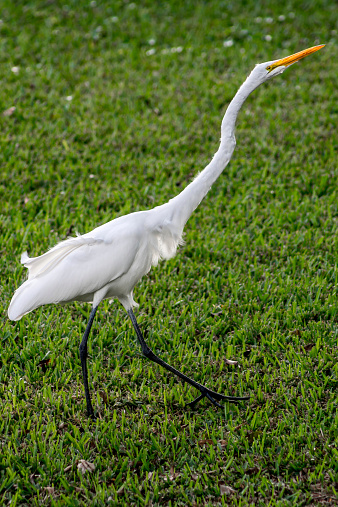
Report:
8,231,140,321
22,236,103,279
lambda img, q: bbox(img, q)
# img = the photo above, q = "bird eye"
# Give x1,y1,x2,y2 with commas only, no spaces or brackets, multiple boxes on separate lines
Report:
266,65,273,72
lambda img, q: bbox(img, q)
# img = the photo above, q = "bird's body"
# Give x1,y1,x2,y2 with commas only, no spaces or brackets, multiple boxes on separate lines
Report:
8,45,324,417
8,140,236,320
9,205,183,316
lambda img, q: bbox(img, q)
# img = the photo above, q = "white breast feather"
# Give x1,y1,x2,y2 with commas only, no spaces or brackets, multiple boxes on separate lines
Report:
150,218,184,267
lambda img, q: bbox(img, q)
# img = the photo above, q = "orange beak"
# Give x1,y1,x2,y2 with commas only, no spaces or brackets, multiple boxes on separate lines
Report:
266,44,325,72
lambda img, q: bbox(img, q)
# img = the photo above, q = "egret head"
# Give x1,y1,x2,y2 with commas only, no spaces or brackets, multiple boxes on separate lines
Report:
250,44,325,85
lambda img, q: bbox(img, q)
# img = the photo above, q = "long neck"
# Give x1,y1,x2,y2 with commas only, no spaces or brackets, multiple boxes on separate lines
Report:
165,71,260,230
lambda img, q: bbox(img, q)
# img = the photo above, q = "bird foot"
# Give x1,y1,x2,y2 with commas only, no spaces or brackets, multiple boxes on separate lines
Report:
186,387,250,409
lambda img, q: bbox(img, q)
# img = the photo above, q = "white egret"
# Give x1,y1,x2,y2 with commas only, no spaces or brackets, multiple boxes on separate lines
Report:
8,45,324,418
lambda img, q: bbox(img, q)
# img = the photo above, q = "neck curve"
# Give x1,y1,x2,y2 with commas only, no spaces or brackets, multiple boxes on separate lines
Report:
160,68,261,230
221,70,261,138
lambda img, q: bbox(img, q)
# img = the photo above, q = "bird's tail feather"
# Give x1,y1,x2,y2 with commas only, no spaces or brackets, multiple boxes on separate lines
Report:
8,279,47,321
8,235,102,320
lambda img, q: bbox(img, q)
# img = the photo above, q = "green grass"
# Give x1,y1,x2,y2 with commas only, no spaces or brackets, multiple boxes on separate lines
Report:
1,0,338,505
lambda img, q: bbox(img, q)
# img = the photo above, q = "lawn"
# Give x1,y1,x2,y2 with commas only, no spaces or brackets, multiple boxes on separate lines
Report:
1,0,338,505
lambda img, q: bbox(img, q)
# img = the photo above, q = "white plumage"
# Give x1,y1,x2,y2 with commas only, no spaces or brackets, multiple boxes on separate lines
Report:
8,204,186,319
8,45,324,417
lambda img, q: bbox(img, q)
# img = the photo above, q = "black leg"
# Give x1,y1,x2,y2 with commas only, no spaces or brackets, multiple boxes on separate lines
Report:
127,309,249,409
79,305,98,418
